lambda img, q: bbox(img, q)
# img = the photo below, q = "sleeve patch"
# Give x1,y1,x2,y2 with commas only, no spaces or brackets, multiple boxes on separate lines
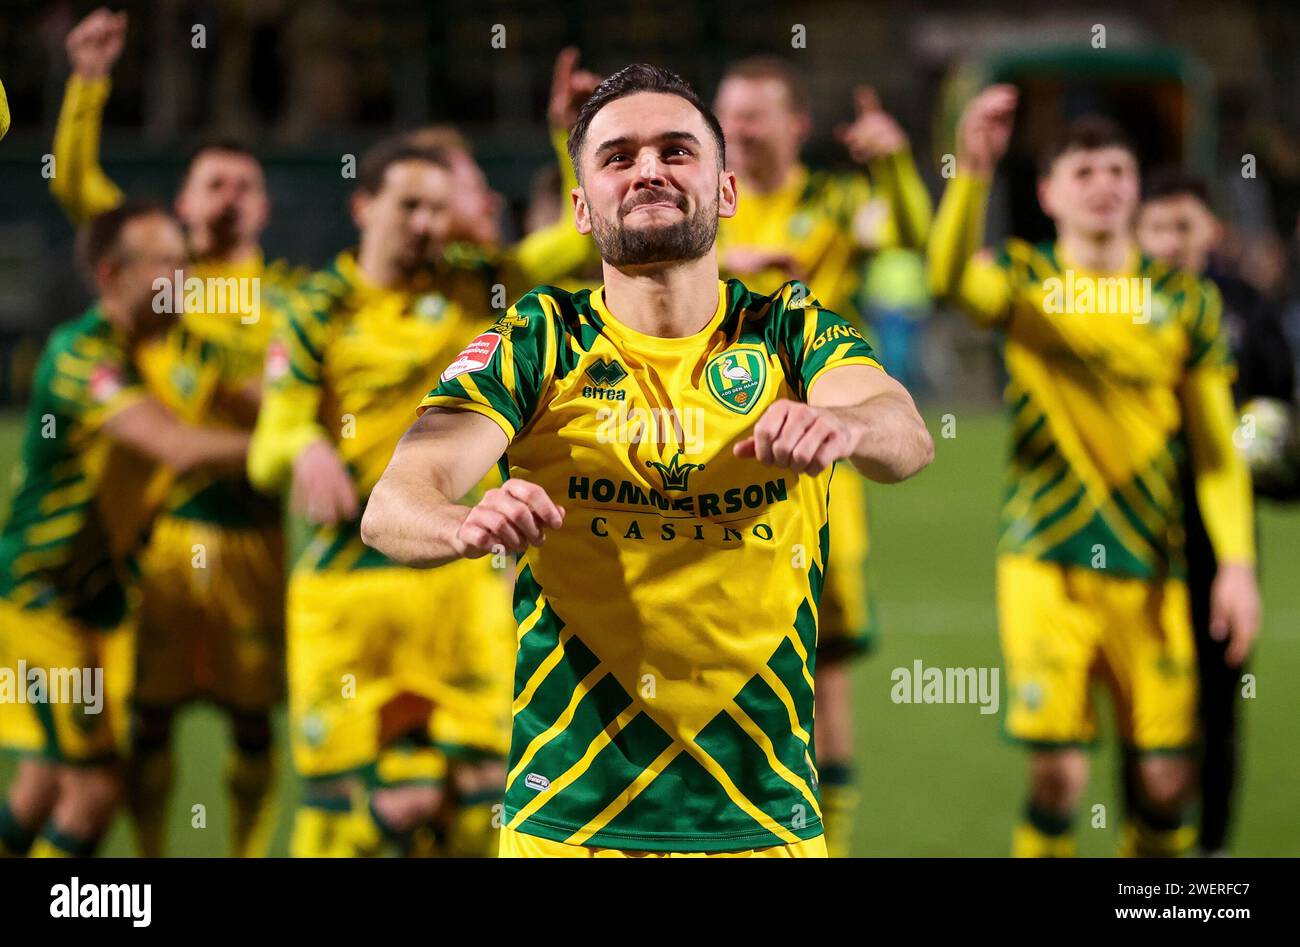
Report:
441,332,502,383
88,362,125,404
264,338,290,382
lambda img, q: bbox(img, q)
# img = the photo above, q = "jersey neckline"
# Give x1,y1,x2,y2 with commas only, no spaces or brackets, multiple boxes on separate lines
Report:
589,280,728,354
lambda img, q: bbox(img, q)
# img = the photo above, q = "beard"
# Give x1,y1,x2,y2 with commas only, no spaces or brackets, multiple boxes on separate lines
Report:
590,187,718,267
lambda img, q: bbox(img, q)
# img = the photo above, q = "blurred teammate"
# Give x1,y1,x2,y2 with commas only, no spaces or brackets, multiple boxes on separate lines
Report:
0,203,251,857
712,56,933,856
53,8,301,856
248,138,515,857
362,64,933,858
930,86,1260,857
1137,168,1298,854
406,48,602,290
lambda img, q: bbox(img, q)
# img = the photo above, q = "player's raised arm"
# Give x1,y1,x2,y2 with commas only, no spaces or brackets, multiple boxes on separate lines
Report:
507,48,604,289
52,8,128,225
362,407,563,567
926,85,1018,324
837,86,932,250
1179,284,1261,666
0,76,10,142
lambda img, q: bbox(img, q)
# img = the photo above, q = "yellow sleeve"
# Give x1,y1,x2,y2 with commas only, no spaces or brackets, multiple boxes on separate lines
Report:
51,75,125,225
1181,286,1256,564
505,126,596,291
246,290,331,493
926,173,1013,326
867,148,933,250
552,124,578,198
0,77,10,142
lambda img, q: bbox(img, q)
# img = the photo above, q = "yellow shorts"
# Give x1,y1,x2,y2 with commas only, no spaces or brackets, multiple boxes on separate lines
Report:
136,515,285,712
287,560,514,781
0,598,134,764
819,466,877,663
998,554,1198,752
499,826,828,858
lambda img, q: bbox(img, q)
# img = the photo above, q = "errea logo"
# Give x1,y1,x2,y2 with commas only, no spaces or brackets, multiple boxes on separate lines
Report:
582,358,628,401
525,772,550,791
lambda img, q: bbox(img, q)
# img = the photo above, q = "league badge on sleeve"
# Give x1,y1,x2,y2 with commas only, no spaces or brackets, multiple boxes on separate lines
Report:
88,362,125,404
440,332,502,383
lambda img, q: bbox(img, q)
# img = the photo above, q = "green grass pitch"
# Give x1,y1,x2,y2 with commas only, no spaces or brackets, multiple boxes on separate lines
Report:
1,408,1297,856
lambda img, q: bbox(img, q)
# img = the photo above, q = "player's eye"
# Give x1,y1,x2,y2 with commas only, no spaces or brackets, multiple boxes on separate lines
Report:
604,153,631,166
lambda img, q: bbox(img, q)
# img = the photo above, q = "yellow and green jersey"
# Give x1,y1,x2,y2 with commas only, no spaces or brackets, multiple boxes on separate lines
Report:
420,279,882,852
49,74,305,532
717,152,932,317
929,175,1253,578
0,309,214,628
249,250,495,573
145,254,304,530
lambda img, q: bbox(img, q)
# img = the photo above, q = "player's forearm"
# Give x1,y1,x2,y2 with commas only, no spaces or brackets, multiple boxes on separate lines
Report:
1185,370,1256,565
0,77,10,142
833,392,934,483
246,392,330,493
51,75,124,225
105,398,249,475
170,426,252,476
361,464,470,568
926,173,989,301
868,148,933,250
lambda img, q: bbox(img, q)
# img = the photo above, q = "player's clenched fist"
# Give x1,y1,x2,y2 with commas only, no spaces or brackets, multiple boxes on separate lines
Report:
734,399,855,476
957,84,1018,178
66,7,128,81
836,86,908,164
455,478,566,558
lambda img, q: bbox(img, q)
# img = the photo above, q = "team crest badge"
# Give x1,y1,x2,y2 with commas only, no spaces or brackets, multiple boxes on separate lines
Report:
704,346,766,415
414,292,448,323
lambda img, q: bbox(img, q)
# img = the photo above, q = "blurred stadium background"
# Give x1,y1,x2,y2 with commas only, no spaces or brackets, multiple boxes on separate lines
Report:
0,0,1297,855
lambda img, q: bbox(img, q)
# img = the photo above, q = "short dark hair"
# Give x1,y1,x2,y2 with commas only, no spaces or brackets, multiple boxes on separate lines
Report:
76,199,171,279
1142,165,1212,209
181,138,262,186
567,63,725,183
721,56,810,113
1039,115,1137,176
356,135,450,195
